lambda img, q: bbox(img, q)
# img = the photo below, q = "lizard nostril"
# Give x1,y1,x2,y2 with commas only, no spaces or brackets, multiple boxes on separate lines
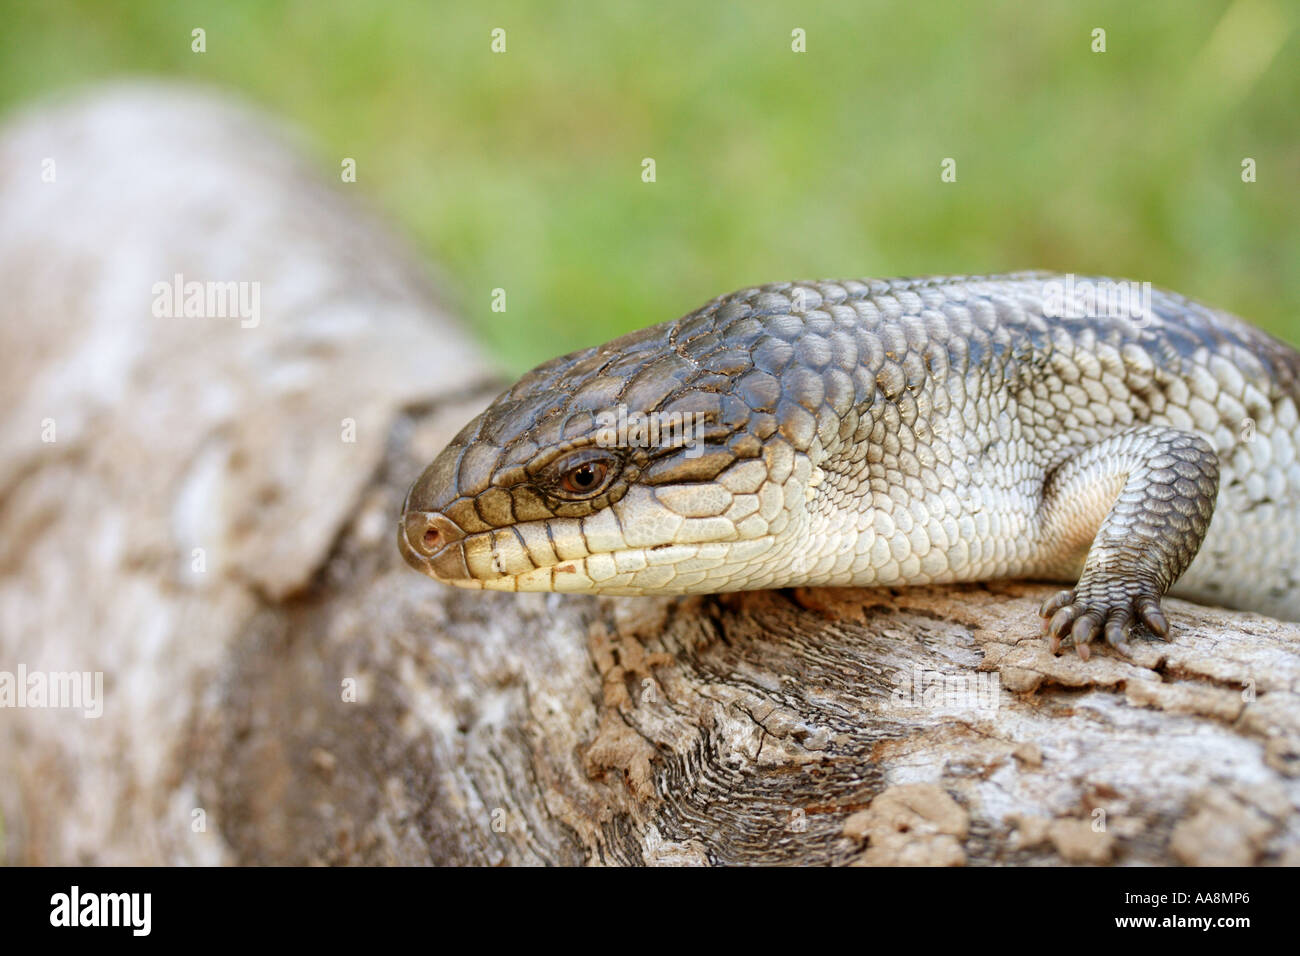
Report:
401,510,466,572
400,510,472,581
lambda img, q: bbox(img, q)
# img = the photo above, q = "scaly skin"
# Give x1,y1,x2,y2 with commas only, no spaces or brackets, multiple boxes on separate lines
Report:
399,273,1300,657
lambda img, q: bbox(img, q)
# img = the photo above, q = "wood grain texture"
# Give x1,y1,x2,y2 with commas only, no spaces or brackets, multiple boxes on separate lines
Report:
2,86,1297,866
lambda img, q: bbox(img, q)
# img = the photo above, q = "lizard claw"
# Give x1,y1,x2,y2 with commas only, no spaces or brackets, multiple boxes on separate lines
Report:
1137,597,1169,639
1040,589,1075,620
1038,583,1169,658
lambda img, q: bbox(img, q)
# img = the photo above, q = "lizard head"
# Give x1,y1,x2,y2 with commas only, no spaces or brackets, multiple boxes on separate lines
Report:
398,297,826,594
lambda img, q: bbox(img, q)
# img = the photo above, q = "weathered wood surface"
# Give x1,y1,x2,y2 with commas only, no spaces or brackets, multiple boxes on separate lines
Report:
1,86,1297,866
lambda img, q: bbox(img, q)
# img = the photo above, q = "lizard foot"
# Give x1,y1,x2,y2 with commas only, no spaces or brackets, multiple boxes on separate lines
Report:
1038,582,1169,660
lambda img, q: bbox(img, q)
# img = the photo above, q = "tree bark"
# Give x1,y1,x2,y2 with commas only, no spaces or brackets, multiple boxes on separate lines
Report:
2,85,1297,866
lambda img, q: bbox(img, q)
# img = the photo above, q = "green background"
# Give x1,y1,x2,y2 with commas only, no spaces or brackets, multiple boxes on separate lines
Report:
3,0,1296,373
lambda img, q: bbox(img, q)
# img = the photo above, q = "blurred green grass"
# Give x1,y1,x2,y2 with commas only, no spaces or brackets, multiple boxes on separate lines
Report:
2,0,1296,373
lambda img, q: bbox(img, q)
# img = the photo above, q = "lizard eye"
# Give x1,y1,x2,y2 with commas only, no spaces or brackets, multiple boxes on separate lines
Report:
553,451,617,498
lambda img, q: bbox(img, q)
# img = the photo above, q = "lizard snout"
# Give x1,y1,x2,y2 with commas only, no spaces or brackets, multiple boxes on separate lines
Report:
398,509,470,580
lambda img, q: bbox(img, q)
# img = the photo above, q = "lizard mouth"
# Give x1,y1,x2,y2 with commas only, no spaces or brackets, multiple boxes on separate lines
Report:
400,517,780,595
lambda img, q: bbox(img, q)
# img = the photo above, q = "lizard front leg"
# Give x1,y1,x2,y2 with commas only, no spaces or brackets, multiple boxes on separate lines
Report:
1034,425,1220,659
